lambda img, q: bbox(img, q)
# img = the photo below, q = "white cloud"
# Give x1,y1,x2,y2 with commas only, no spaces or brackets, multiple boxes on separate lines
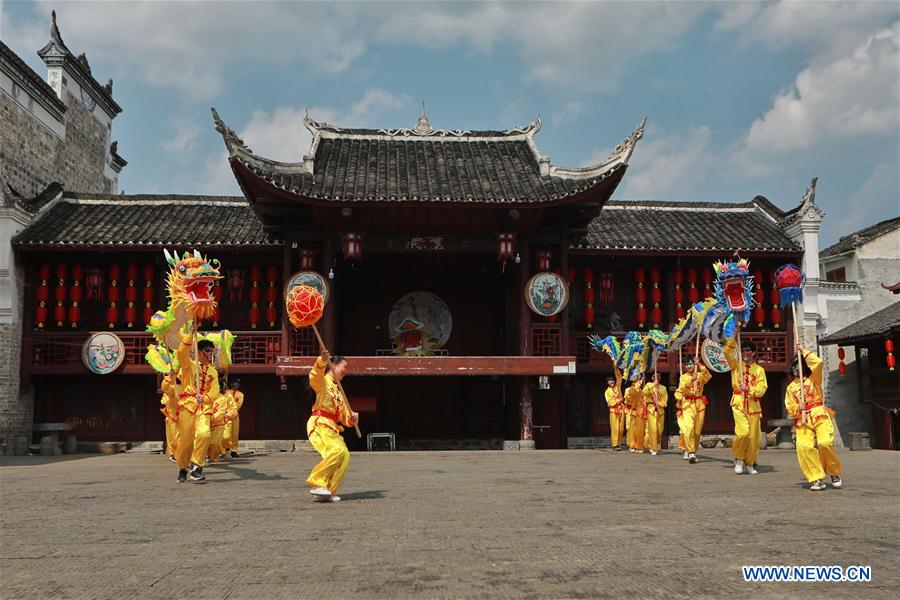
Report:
841,161,900,232
198,88,411,193
732,24,900,175
551,101,586,127
162,122,199,156
614,125,714,200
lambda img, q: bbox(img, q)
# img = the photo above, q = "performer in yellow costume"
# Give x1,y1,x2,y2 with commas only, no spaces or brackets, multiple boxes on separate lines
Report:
307,347,358,502
724,340,767,475
207,379,230,463
224,379,244,458
604,368,625,450
675,358,712,464
173,336,219,483
785,344,842,491
624,376,645,453
159,374,179,462
643,373,668,456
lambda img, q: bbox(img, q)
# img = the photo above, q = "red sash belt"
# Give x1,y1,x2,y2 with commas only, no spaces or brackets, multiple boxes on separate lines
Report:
312,409,341,422
685,394,707,401
803,401,824,410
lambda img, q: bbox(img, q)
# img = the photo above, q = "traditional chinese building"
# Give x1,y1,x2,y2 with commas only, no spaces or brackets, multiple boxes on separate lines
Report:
4,12,831,451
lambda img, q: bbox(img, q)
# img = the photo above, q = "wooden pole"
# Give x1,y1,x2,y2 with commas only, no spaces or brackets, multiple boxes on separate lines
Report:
792,302,807,425
311,323,362,438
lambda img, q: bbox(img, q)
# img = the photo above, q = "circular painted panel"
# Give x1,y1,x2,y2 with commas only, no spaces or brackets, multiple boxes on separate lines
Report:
82,332,125,375
525,272,570,317
388,292,453,352
701,338,731,373
286,271,330,305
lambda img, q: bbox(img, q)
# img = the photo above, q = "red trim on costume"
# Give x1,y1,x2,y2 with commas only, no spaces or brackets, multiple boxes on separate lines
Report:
312,408,341,422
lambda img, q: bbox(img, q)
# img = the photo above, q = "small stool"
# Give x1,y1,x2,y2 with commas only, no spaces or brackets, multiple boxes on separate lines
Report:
367,433,396,451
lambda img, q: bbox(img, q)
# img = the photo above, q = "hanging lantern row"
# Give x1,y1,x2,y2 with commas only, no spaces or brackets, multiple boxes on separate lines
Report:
887,339,896,372
837,347,847,376
266,266,279,327
32,263,156,330
635,268,647,329
673,269,685,321
649,267,662,328
249,266,262,329
768,271,782,329
583,268,594,329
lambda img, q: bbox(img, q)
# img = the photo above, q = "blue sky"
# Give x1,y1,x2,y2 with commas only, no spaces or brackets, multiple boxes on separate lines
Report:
2,1,898,246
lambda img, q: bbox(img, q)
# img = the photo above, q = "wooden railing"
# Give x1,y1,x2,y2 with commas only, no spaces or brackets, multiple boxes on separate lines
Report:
531,325,791,371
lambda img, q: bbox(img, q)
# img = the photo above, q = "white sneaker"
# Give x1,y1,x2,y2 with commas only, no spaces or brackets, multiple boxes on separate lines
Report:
747,465,758,475
309,487,331,497
688,453,697,464
734,459,744,474
830,476,843,489
328,495,341,502
682,451,689,460
650,450,658,456
810,480,826,491
629,448,636,453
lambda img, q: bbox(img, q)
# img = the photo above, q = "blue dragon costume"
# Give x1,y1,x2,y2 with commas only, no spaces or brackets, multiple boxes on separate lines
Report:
590,258,756,380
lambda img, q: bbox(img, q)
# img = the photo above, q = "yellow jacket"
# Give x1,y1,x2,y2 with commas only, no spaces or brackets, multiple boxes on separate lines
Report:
159,375,179,421
674,366,712,407
624,383,644,416
174,334,219,415
784,350,830,427
308,356,352,433
605,387,624,413
210,391,232,429
231,390,244,416
723,339,767,414
642,382,668,416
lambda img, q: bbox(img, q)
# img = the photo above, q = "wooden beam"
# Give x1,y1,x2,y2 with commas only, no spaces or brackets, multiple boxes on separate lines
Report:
276,356,577,377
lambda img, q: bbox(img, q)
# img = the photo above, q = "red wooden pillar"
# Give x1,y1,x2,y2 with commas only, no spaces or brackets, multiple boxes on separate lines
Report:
281,243,292,357
517,236,533,445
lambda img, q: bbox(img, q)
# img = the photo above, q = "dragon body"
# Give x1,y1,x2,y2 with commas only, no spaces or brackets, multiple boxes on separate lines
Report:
590,258,755,380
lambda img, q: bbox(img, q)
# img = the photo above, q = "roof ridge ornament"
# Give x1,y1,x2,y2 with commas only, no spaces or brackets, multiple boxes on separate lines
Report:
49,10,67,51
606,116,646,165
504,115,542,136
211,107,251,155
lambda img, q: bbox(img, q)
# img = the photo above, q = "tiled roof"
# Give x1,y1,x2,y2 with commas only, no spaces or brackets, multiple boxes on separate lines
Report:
820,216,900,258
820,301,900,345
571,199,802,253
12,193,279,247
14,194,805,254
215,110,644,205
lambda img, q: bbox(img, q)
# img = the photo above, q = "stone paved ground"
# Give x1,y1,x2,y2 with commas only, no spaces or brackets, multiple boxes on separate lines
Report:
1,447,898,599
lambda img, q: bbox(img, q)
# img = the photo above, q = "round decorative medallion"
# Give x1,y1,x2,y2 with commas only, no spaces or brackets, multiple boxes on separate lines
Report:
525,272,570,317
82,332,125,374
701,339,731,373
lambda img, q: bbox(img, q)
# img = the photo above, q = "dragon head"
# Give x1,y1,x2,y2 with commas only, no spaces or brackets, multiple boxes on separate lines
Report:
712,257,754,323
164,249,222,321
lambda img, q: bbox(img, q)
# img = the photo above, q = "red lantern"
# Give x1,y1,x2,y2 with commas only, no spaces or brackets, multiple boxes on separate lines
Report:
837,347,846,360
838,362,847,376
567,267,576,284
248,305,260,328
771,305,781,329
687,268,699,304
769,272,780,307
108,265,121,303
70,265,84,303
674,288,684,305
125,265,138,304
650,286,662,305
886,339,895,371
753,306,766,328
35,303,48,328
675,306,686,321
635,268,645,283
107,304,118,329
636,307,648,329
286,285,325,328
537,251,552,271
143,305,154,326
267,304,278,327
300,249,317,270
583,268,594,329
886,339,894,353
344,232,363,261
54,302,66,327
674,269,684,285
838,347,846,377
702,269,713,292
125,304,137,328
651,307,662,328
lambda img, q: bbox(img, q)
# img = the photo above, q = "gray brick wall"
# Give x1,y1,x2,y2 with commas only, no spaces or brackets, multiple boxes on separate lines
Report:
0,91,112,197
0,263,33,446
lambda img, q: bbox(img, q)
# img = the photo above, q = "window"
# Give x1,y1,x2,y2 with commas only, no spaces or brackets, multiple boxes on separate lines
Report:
826,267,846,282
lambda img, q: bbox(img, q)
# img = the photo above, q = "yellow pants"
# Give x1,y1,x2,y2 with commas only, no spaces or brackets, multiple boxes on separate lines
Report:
732,407,761,466
676,411,686,451
694,407,706,451
682,402,705,453
796,419,842,483
646,410,664,452
165,419,177,457
609,411,625,447
190,413,211,467
230,416,240,452
628,415,646,450
221,422,233,454
306,425,350,494
174,410,197,469
208,427,224,461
